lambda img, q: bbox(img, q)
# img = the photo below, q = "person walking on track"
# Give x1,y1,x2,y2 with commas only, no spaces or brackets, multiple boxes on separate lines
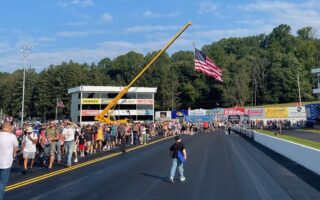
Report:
0,121,18,200
169,135,187,183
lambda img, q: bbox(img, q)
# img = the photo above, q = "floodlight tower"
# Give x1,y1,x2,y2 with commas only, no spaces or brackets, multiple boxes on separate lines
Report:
20,45,32,128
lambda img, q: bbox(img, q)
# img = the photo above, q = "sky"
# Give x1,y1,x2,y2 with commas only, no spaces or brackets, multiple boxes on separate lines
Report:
0,0,320,72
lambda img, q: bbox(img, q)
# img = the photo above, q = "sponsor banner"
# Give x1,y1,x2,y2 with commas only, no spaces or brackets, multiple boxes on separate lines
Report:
81,109,153,116
81,98,151,105
113,110,133,115
228,115,240,122
305,104,320,121
101,99,111,104
136,109,154,115
265,107,288,118
224,108,245,115
188,109,206,116
206,108,224,116
288,107,306,118
119,99,137,104
137,99,154,105
171,110,188,119
185,115,213,122
81,98,101,104
245,108,264,118
155,111,172,119
81,110,100,116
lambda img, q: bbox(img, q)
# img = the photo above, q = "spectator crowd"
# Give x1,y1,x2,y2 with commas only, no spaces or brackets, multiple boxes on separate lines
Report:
2,119,215,173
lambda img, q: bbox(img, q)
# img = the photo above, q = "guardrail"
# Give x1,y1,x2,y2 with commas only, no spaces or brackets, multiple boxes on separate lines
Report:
232,127,320,175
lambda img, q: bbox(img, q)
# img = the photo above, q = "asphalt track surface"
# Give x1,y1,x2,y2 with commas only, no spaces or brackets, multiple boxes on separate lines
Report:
273,129,320,142
5,130,320,200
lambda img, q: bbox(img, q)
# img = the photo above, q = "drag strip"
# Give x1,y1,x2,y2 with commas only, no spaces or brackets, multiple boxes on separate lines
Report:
5,130,320,200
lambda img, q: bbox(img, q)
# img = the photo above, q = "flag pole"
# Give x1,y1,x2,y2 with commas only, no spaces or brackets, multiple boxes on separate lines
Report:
193,42,196,71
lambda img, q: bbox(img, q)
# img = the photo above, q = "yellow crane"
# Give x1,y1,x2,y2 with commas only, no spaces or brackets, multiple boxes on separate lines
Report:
95,22,192,124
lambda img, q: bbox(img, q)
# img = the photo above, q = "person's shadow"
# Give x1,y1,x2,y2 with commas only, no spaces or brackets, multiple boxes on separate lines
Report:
141,173,171,183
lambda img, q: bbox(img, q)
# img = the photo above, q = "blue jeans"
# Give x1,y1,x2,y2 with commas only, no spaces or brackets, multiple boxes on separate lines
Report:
133,132,138,145
56,141,62,162
170,158,184,179
64,141,74,166
0,168,11,200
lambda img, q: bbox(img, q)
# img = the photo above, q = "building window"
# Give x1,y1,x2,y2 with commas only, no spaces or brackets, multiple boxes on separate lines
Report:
137,93,152,99
82,92,100,98
137,105,153,110
137,115,153,121
122,93,137,99
82,105,100,110
107,93,118,98
100,93,109,98
118,104,137,110
81,116,95,122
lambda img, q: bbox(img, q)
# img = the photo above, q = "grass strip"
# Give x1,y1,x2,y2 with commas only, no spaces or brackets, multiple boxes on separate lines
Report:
301,129,320,134
254,129,320,150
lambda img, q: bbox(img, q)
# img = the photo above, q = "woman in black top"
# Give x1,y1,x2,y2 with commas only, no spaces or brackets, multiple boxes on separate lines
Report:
169,135,187,183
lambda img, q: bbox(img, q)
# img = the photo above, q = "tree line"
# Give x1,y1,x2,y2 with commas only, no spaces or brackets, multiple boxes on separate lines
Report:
0,24,319,121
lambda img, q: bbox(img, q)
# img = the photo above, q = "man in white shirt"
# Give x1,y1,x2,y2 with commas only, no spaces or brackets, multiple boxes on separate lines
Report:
22,127,38,175
0,121,18,200
62,121,75,167
141,125,147,145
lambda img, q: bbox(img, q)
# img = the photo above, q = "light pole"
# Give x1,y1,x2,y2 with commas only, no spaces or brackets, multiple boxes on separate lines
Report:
20,45,32,128
297,74,302,107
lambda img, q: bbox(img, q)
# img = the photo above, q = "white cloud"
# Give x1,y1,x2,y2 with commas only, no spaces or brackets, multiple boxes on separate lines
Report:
142,10,181,18
239,0,320,32
190,25,274,41
198,2,217,14
0,42,12,53
38,36,56,43
58,0,94,7
143,10,156,18
65,21,88,26
167,11,182,17
101,13,112,23
125,25,180,33
72,0,94,7
0,37,194,72
56,30,107,37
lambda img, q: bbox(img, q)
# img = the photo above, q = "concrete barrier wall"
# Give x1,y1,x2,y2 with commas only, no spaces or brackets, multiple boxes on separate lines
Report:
233,127,320,175
233,126,254,139
254,132,320,175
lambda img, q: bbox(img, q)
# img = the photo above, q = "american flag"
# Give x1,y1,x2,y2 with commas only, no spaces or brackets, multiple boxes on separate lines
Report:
56,99,65,108
194,48,223,82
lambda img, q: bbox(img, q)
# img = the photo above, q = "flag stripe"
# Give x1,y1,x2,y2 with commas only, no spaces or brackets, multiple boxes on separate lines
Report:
196,64,221,76
206,58,222,72
195,65,221,78
195,60,222,76
195,66,222,80
195,65,223,81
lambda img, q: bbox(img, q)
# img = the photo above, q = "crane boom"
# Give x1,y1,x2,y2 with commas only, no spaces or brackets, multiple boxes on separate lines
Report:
95,21,192,123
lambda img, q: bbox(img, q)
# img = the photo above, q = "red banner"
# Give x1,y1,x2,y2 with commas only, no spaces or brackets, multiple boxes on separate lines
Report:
81,110,100,116
245,108,264,117
224,108,245,115
137,99,154,104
